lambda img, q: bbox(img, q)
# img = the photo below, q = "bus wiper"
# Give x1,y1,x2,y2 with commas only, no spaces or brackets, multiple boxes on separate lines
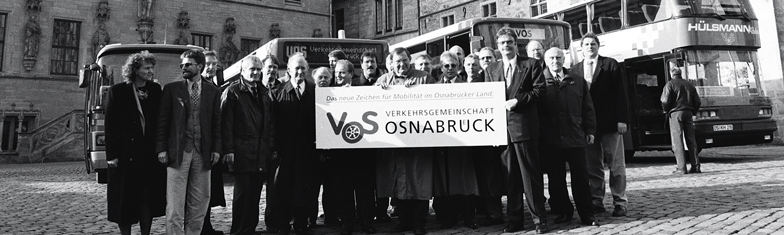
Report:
699,13,726,21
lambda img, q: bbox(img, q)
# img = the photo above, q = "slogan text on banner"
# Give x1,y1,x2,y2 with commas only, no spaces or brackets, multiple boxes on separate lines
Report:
315,82,507,149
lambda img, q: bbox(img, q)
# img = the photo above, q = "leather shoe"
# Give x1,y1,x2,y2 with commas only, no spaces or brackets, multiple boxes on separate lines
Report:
689,164,702,173
361,225,377,234
535,222,548,234
391,224,413,233
375,214,392,223
294,228,313,235
503,222,524,233
413,227,427,235
612,205,627,217
479,217,505,227
581,219,600,226
554,214,573,223
464,222,479,229
593,206,607,214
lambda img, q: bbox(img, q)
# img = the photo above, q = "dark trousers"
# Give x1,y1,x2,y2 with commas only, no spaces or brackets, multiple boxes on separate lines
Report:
333,153,376,229
396,199,429,228
310,160,339,223
433,195,476,225
505,140,546,224
376,197,390,217
230,172,266,235
474,146,506,220
202,207,215,234
669,110,700,171
544,147,593,221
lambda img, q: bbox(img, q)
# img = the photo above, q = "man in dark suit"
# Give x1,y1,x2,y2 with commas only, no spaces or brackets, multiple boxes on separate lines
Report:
539,47,599,227
570,33,630,217
268,53,317,235
482,28,548,234
200,50,226,235
157,49,222,235
222,56,277,235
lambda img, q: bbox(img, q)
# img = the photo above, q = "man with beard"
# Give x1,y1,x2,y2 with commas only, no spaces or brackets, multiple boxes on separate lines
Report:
222,56,277,235
157,49,222,235
200,50,226,235
357,51,387,86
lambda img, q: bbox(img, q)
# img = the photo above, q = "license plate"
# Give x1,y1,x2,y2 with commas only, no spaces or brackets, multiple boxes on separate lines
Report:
713,124,733,131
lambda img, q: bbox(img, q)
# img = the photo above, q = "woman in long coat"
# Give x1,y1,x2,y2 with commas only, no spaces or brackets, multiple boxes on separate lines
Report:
105,51,166,235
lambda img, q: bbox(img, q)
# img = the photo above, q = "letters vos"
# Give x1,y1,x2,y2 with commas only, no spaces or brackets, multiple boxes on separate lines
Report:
327,111,378,143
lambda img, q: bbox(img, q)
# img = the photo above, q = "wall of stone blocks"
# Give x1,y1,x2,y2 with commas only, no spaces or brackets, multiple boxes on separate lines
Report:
0,0,330,125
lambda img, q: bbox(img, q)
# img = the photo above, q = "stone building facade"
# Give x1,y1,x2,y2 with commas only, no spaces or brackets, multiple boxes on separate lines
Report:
0,0,330,162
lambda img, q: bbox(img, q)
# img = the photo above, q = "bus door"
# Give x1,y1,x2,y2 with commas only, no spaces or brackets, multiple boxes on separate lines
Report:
623,54,671,151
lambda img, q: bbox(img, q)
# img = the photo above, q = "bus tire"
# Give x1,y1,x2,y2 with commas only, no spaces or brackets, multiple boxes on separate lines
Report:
96,169,108,184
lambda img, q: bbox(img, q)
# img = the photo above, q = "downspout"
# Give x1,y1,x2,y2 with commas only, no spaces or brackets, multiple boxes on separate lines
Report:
330,0,333,38
417,0,422,36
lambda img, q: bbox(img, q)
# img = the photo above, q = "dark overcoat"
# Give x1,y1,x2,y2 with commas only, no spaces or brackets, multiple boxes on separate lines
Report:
221,80,276,173
482,56,546,142
538,68,597,149
270,79,317,205
105,81,166,224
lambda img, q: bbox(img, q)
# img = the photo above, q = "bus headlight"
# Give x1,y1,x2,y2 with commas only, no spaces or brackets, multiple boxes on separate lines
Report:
695,110,719,120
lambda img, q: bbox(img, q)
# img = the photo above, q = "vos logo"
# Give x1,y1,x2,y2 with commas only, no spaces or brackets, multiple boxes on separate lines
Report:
327,111,378,143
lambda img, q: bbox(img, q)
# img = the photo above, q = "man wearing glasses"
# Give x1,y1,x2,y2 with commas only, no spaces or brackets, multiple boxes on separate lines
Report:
156,49,222,235
482,28,548,234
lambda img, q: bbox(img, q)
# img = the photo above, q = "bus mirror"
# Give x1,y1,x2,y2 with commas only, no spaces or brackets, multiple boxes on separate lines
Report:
78,64,92,88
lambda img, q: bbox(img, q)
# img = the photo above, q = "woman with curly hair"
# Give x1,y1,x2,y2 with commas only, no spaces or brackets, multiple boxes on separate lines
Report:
104,50,166,235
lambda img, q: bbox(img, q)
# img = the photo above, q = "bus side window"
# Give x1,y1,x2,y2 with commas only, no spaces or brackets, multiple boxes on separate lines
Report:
563,7,587,40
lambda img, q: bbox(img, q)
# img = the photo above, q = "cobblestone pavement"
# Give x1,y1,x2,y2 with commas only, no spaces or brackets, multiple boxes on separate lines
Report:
2,145,784,235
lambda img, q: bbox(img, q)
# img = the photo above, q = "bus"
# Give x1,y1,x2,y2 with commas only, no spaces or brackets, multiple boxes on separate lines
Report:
391,17,572,74
535,0,776,158
78,43,203,183
222,38,389,88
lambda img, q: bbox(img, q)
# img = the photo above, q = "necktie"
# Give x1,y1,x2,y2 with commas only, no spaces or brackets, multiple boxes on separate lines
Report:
295,84,302,99
505,65,514,88
555,74,561,83
190,82,199,107
251,86,258,98
585,60,594,88
445,78,451,84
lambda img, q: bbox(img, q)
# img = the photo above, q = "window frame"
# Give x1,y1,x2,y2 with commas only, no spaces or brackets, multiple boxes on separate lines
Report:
0,13,6,71
395,0,403,30
240,38,261,57
441,14,455,28
376,0,383,34
482,1,498,17
531,0,548,17
50,19,81,76
191,33,213,51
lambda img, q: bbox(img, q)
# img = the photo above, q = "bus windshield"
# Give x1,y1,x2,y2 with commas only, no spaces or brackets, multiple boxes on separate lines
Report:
97,52,185,86
674,0,755,17
682,50,761,97
473,22,570,53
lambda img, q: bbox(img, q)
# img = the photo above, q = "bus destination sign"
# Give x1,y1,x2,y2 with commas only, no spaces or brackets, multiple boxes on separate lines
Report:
507,28,545,40
283,42,385,66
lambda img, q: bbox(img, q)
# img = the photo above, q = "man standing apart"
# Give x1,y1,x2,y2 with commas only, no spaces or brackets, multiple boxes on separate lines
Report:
200,50,227,235
269,53,318,235
571,33,630,217
157,49,222,235
222,56,276,235
539,48,599,227
483,28,548,233
661,67,701,174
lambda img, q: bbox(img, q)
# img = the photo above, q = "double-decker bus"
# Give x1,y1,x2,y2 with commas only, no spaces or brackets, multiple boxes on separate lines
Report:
535,0,776,158
222,38,389,88
391,17,571,74
78,44,202,183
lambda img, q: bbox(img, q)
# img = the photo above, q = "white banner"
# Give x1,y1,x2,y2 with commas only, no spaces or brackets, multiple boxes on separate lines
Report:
315,82,508,149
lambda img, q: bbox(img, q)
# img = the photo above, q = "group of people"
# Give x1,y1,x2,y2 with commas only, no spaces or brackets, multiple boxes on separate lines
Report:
104,26,703,235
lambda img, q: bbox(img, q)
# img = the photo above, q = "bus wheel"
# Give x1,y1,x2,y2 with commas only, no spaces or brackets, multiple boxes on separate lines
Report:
624,150,636,163
96,169,108,184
